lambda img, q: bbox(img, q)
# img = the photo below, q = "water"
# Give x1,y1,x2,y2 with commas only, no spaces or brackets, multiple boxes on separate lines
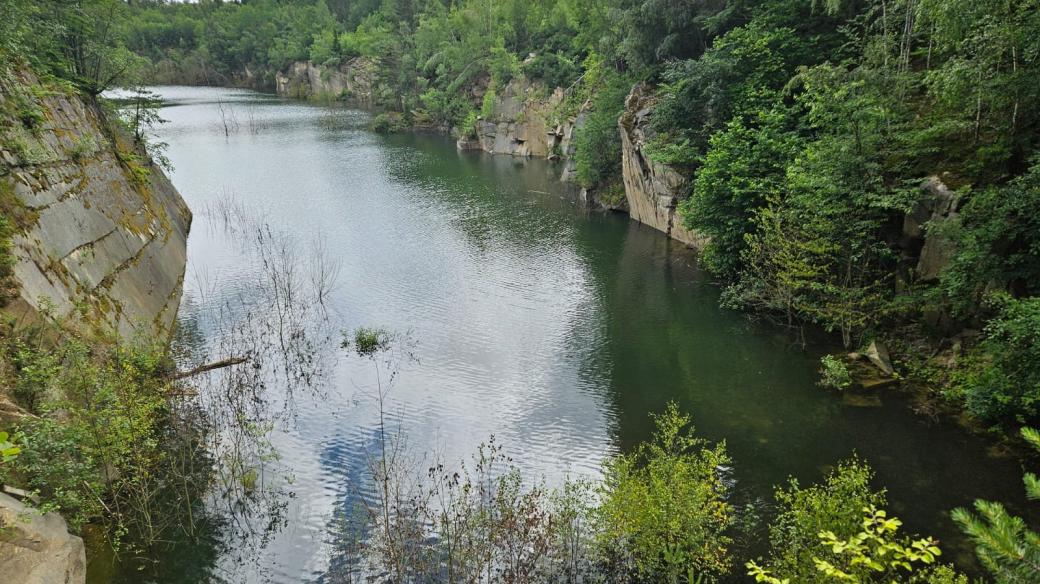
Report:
96,86,1034,582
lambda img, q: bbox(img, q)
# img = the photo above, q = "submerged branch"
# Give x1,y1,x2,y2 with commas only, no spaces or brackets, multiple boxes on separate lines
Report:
172,356,250,380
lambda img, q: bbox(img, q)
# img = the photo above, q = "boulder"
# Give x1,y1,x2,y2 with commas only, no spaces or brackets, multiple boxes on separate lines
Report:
0,492,86,584
864,340,895,377
903,176,959,282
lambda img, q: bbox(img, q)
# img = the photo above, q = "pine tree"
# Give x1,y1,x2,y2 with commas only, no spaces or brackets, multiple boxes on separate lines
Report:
952,427,1040,583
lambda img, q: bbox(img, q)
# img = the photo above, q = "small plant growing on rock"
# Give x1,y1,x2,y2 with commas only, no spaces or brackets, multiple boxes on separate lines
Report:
819,355,852,390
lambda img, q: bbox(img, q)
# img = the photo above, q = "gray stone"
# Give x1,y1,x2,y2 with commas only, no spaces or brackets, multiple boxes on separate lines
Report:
864,340,895,377
0,492,86,584
904,176,959,282
618,84,707,249
1,67,191,342
275,58,376,105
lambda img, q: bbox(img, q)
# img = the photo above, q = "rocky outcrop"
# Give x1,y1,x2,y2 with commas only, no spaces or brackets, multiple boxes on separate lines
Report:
460,77,562,157
275,58,375,104
618,84,706,248
457,77,586,182
0,492,86,584
0,68,191,341
902,176,959,283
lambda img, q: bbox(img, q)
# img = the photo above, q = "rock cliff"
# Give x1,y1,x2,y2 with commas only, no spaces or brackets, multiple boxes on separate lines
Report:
618,84,706,248
456,77,586,183
0,68,191,341
275,58,376,105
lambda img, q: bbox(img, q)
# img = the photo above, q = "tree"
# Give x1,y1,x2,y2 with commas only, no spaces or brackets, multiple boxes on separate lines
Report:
596,402,732,582
959,295,1040,423
953,426,1040,582
755,458,887,583
681,109,802,279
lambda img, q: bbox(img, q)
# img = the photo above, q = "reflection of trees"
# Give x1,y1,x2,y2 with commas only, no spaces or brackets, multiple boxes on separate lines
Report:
157,192,342,580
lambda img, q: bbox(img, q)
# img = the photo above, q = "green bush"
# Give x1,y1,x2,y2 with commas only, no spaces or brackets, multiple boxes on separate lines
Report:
597,402,732,580
573,71,632,188
2,334,174,540
758,458,886,583
818,355,853,390
960,295,1040,423
371,112,405,133
679,110,801,280
941,160,1040,316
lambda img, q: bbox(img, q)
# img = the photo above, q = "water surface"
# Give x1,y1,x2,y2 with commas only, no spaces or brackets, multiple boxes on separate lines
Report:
101,86,1033,582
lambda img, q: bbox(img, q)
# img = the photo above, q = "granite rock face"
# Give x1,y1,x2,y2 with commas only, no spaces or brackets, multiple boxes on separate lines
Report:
457,77,586,182
275,58,376,105
0,68,191,341
0,490,86,584
903,176,959,283
618,84,706,248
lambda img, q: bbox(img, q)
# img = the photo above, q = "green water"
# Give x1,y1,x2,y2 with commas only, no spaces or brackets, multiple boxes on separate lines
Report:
90,86,1033,582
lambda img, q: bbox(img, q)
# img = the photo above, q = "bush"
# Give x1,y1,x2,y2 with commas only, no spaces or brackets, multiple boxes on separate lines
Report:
960,295,1040,423
941,160,1040,315
371,112,405,133
596,402,732,581
818,355,853,390
573,71,632,188
758,458,886,583
1,333,175,541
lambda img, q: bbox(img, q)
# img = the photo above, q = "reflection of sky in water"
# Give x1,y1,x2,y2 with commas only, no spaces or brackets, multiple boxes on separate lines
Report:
156,86,614,582
149,86,1034,583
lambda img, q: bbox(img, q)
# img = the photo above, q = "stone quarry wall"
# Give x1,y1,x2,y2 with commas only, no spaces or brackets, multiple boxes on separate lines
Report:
0,68,191,342
459,78,564,158
618,84,706,248
456,77,586,184
275,58,376,105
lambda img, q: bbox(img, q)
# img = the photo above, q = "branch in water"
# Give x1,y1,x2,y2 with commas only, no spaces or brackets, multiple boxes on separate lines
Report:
172,357,250,380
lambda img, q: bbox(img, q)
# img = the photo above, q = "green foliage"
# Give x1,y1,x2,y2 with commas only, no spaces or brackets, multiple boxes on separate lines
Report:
0,331,177,542
958,295,1040,423
0,431,20,464
653,22,808,161
343,326,393,358
680,110,801,279
760,458,887,583
953,426,1040,583
813,506,942,581
370,112,405,134
0,214,16,306
573,70,632,188
942,160,1040,315
750,506,948,583
596,402,732,581
818,355,852,390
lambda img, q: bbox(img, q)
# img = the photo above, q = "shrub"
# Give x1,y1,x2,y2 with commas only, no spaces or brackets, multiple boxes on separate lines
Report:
758,458,886,583
596,402,732,581
960,295,1040,423
371,112,405,133
573,71,632,188
818,355,852,390
2,334,175,541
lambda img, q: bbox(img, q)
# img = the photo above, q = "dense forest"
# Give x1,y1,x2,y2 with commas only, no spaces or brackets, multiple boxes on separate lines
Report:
2,0,1040,582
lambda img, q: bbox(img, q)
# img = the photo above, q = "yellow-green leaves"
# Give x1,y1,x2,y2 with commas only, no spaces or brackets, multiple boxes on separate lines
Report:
0,430,20,464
